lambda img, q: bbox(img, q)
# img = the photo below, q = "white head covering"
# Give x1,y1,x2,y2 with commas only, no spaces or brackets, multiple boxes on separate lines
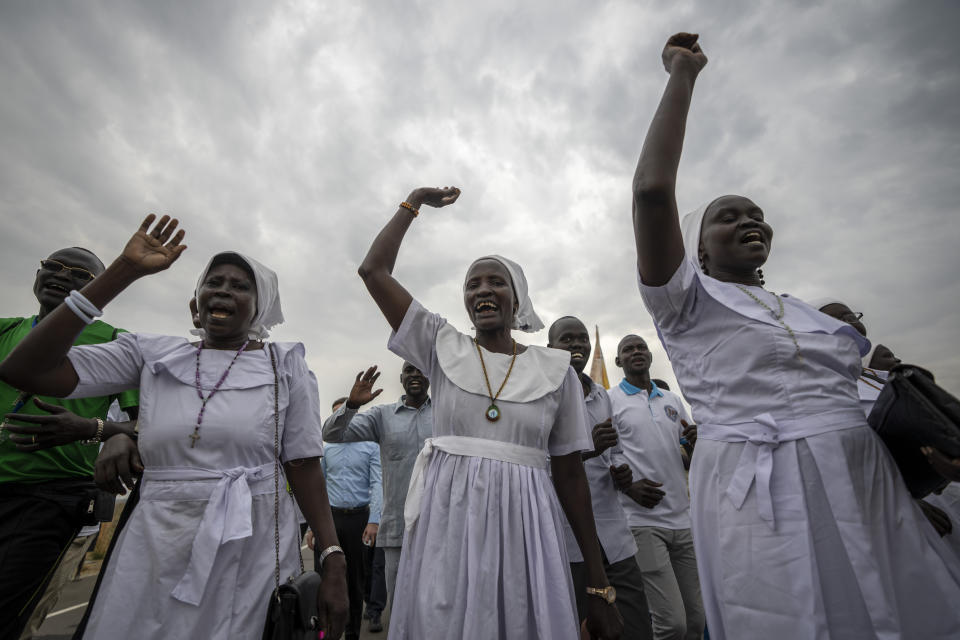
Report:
194,252,284,340
466,255,544,333
680,203,870,355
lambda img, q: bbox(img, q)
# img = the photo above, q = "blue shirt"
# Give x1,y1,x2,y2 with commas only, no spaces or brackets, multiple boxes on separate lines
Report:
321,440,382,524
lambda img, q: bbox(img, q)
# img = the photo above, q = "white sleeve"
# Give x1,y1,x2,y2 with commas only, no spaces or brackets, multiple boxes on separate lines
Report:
66,332,144,398
280,349,325,463
548,367,594,456
386,299,445,381
637,256,701,334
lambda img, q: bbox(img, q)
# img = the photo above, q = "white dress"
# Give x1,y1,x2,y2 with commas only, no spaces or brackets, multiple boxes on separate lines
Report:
65,333,324,640
639,258,960,639
387,300,593,640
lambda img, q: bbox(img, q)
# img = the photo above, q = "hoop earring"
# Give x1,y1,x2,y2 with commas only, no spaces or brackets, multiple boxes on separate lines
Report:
757,268,765,286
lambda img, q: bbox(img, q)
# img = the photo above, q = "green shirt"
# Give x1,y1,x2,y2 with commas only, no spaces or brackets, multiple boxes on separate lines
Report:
0,316,139,484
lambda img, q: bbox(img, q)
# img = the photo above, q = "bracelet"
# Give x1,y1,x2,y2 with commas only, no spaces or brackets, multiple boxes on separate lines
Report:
317,545,344,569
399,201,419,217
83,418,105,445
63,295,95,325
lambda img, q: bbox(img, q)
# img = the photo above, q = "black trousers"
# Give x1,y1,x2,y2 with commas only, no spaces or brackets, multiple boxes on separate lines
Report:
0,482,90,640
322,507,369,640
571,551,653,640
365,544,386,616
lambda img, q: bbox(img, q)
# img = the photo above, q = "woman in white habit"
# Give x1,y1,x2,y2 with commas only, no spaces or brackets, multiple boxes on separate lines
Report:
0,216,348,639
630,33,960,639
357,187,623,639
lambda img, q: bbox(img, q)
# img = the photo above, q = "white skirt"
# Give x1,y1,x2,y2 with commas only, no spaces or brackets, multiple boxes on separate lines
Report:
690,425,960,639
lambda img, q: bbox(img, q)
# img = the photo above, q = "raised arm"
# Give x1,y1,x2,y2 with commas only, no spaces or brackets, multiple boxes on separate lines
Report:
0,215,186,396
632,33,708,286
322,367,384,443
357,187,460,332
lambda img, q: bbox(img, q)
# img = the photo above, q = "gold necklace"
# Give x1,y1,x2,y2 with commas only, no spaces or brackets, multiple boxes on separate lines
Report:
734,285,802,360
474,338,518,422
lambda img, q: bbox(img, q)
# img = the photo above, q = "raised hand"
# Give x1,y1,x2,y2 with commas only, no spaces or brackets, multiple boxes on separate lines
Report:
407,186,461,209
662,32,708,75
346,366,383,409
119,214,188,276
4,398,98,450
591,419,619,456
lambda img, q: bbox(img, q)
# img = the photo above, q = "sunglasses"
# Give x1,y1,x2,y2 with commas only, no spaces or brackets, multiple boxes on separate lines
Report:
39,259,97,282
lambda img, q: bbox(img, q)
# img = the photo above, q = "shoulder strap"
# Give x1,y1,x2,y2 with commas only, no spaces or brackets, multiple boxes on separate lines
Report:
270,343,282,594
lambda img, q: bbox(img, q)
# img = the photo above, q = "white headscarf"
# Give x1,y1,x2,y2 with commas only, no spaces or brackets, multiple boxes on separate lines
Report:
194,252,284,340
467,255,544,333
680,203,870,355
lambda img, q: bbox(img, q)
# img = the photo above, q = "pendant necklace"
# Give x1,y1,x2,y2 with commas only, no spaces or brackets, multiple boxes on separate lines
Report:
734,285,802,360
190,339,250,448
474,338,518,422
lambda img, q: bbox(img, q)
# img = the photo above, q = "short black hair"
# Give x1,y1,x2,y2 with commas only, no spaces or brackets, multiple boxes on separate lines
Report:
331,396,348,411
651,378,670,391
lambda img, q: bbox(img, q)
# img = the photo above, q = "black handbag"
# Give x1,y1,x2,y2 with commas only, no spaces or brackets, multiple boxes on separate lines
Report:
868,364,960,498
262,344,324,640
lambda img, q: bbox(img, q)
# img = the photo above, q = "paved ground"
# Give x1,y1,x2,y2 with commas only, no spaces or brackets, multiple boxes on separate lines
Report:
34,546,390,639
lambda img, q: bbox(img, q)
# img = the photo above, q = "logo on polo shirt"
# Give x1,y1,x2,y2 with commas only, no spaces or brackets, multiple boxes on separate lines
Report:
664,405,679,421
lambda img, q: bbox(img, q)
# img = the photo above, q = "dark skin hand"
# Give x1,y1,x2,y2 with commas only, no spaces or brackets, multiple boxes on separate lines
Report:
922,447,960,482
609,464,633,490
626,479,665,509
586,419,619,459
5,398,136,450
918,499,952,537
681,419,697,450
95,433,143,495
345,365,383,410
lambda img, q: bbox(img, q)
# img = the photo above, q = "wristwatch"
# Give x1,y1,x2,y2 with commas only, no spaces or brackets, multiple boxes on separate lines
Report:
586,585,617,604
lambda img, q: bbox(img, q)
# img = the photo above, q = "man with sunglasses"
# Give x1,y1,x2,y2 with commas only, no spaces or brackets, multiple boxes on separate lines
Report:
0,247,139,639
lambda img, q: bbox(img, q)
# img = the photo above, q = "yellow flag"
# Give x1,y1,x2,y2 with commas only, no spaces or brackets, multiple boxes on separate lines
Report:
590,325,611,389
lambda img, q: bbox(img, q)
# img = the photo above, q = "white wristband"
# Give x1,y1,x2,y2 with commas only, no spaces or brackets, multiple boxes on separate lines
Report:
64,295,95,325
69,290,103,318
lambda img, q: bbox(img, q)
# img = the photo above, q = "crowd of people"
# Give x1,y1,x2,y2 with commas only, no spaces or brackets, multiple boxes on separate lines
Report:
0,31,958,640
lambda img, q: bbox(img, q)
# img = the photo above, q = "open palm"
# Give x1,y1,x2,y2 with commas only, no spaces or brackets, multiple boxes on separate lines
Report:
121,214,188,275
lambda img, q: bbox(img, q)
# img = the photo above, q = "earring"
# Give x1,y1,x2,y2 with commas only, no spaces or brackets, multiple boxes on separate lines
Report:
757,268,765,286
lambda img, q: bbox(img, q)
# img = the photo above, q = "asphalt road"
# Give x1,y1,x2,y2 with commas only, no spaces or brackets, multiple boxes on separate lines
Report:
34,546,390,639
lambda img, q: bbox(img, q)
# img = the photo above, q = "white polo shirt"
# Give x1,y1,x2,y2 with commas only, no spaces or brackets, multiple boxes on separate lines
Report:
610,379,691,530
562,379,638,564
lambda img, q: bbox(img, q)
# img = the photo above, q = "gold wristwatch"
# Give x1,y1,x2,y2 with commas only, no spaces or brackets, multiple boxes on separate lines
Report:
586,585,617,604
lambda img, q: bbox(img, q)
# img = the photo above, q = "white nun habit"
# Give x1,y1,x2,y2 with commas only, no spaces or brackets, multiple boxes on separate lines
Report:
634,203,960,639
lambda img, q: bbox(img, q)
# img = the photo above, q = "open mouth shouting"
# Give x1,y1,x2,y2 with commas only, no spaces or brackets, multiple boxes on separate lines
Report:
207,303,235,321
474,299,499,318
43,281,72,296
740,230,765,247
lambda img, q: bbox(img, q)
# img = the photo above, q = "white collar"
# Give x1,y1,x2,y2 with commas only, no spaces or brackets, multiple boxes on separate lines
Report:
435,323,570,402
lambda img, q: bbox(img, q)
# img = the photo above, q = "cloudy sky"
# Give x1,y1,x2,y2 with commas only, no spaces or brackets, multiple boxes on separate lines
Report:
1,0,958,412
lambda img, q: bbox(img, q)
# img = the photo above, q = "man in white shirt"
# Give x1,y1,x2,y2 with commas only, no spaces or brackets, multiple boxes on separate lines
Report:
548,317,652,640
611,334,704,640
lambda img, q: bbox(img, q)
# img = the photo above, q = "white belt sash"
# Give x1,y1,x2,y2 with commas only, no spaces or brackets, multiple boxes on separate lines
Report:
142,462,274,606
404,436,548,531
699,409,866,529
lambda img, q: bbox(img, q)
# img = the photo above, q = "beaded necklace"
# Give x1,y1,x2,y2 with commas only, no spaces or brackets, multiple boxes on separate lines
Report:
189,340,250,448
734,285,802,360
474,338,518,422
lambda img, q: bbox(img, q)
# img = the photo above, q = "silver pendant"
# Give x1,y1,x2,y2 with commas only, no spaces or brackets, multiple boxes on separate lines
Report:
485,404,500,422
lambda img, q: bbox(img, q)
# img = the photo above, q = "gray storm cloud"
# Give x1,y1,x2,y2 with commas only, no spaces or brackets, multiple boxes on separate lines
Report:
1,0,957,409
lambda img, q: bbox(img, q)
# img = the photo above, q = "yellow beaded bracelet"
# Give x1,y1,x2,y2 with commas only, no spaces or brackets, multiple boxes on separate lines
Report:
399,201,419,217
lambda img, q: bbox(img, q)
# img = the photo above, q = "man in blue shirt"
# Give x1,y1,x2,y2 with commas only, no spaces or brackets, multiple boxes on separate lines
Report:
309,397,383,639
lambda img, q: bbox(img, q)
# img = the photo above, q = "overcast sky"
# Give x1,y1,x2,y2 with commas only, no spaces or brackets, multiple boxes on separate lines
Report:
1,0,958,412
